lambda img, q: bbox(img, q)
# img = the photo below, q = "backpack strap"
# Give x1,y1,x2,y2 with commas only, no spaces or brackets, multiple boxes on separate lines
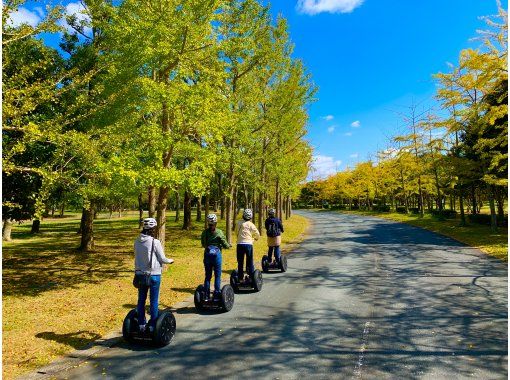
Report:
148,237,155,274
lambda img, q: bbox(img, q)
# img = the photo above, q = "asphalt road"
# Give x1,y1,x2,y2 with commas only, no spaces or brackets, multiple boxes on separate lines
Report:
58,211,507,379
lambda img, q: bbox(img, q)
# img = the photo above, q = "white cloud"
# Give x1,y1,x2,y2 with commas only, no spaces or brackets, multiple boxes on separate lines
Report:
380,148,398,158
7,7,42,28
327,126,335,133
350,153,359,158
310,155,342,179
59,2,92,35
33,7,45,17
350,120,361,128
344,132,352,136
322,115,334,121
297,0,364,15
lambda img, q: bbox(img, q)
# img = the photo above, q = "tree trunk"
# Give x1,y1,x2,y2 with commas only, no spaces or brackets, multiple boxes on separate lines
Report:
495,187,505,218
182,190,192,230
204,194,210,229
79,205,95,251
220,196,225,220
278,192,283,220
471,184,477,214
174,192,180,222
3,219,13,241
156,186,169,247
417,176,424,217
196,196,202,222
226,187,235,244
231,186,238,232
458,190,466,227
148,186,156,218
257,190,263,232
275,179,280,218
138,193,144,228
488,185,498,233
434,170,442,212
60,201,65,217
31,219,41,234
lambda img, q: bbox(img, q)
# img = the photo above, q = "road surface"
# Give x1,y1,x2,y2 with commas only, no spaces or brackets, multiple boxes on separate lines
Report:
57,211,508,379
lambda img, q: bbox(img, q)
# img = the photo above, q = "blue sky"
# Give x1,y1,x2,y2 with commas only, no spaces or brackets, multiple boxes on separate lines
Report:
267,0,507,179
7,0,507,179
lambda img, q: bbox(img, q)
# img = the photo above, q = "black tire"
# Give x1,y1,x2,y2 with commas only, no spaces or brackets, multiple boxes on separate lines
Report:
122,309,138,343
251,269,263,292
280,255,288,273
194,285,204,311
220,284,235,312
230,270,239,292
153,311,176,347
261,255,269,273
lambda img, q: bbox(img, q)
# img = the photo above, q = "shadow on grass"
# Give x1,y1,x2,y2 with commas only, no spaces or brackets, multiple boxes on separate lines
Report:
3,218,138,297
35,331,102,350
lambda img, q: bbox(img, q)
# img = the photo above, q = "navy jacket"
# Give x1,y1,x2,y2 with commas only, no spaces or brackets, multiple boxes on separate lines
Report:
264,217,284,237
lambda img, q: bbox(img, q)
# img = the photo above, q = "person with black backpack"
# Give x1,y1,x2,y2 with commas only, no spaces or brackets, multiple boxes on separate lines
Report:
265,208,284,264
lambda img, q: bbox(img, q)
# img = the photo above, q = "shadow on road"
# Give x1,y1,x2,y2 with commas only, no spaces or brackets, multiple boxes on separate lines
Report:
59,212,507,379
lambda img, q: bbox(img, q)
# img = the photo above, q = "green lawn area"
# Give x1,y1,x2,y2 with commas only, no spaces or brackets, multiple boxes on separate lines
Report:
2,211,309,380
335,209,508,261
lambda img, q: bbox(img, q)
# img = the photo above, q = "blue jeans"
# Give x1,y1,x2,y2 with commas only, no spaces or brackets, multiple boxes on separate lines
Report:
237,244,254,279
204,248,222,295
137,275,161,327
268,245,281,262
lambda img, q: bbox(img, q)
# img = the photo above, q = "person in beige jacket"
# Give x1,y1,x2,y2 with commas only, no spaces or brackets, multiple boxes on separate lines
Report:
235,209,260,280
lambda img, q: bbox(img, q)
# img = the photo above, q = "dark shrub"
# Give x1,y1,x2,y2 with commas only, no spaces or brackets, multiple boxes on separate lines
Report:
374,205,391,212
468,213,508,227
430,209,458,219
396,206,407,213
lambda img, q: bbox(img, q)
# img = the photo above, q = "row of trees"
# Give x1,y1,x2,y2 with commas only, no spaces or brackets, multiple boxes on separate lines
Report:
3,0,315,247
298,3,507,232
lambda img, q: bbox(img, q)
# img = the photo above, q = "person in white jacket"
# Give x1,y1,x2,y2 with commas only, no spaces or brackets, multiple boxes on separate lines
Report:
235,209,260,281
134,218,174,332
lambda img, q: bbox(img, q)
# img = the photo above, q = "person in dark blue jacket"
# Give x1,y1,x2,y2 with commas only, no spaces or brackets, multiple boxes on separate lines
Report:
264,208,284,263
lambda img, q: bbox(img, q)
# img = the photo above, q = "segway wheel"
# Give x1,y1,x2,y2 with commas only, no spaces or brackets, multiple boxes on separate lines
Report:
122,309,138,343
230,270,239,292
251,269,263,292
194,285,204,311
220,284,235,312
153,311,176,347
261,255,269,273
280,255,288,273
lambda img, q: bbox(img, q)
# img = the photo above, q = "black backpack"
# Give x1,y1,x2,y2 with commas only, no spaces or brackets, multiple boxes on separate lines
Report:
267,219,278,237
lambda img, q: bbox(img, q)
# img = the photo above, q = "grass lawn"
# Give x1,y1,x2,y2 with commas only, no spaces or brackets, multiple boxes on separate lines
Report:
335,209,508,261
2,211,310,380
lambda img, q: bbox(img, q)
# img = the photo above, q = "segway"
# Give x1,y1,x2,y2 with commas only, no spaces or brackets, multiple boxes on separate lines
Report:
122,309,176,347
261,254,288,273
230,269,263,292
194,284,235,312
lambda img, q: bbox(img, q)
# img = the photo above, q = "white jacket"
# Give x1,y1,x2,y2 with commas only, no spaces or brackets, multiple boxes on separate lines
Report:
134,234,173,275
236,220,260,245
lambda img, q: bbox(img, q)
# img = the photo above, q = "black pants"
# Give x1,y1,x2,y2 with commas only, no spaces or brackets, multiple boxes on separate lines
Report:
236,244,254,279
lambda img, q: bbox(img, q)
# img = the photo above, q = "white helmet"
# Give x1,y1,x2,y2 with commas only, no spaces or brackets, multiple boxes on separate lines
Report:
207,213,217,224
143,217,157,229
268,208,276,216
243,208,253,220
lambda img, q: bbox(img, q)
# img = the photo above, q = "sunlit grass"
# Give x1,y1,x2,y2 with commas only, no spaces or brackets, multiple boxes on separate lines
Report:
2,211,309,380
